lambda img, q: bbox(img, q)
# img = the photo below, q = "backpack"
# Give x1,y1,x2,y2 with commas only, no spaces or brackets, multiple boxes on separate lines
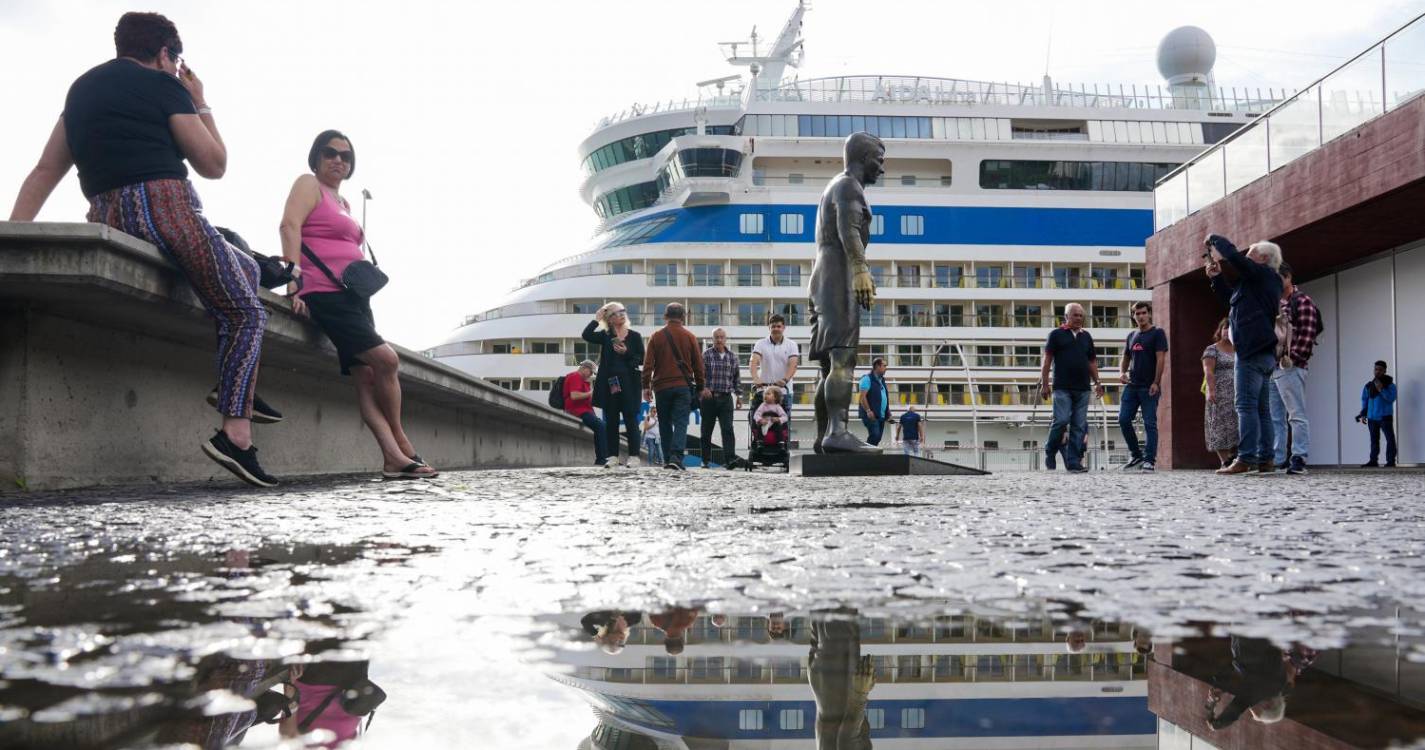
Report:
548,375,567,409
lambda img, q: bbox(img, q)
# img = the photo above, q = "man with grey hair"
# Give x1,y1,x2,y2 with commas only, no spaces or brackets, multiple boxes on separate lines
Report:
1205,234,1284,475
561,359,608,466
643,302,705,470
1039,303,1104,472
700,327,742,469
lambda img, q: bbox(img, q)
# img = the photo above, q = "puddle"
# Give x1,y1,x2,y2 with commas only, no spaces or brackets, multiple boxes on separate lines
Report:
2,469,1424,747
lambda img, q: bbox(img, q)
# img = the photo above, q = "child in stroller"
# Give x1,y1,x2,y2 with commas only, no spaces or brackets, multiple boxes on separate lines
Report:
746,385,791,471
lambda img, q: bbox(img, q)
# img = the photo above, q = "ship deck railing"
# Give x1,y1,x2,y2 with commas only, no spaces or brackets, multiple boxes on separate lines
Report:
509,267,1146,296
1154,10,1425,230
574,657,1146,686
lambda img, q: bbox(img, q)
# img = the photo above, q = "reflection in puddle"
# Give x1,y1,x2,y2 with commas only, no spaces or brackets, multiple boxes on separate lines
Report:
1,536,1424,747
540,603,1425,749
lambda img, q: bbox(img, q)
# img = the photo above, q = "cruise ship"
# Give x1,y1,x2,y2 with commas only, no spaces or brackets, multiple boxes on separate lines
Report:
427,4,1283,468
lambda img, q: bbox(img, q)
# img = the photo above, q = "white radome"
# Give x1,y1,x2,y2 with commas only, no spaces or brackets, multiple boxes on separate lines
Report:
1157,25,1216,86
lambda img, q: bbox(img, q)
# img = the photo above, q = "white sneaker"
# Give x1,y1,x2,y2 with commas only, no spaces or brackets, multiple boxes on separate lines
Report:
625,457,640,469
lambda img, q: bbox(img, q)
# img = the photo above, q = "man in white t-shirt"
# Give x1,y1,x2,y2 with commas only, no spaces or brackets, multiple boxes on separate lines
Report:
750,314,801,414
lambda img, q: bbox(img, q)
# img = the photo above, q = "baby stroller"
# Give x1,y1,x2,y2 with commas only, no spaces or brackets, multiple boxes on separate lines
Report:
744,386,791,472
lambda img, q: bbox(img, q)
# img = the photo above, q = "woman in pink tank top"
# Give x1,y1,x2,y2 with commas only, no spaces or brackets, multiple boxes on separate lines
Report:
278,130,437,479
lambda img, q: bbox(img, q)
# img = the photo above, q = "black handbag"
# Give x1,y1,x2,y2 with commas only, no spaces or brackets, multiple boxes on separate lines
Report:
301,240,389,298
215,226,294,289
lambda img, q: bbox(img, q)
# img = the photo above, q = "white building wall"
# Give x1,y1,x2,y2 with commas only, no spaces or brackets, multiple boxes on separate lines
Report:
1296,242,1423,466
1393,244,1425,464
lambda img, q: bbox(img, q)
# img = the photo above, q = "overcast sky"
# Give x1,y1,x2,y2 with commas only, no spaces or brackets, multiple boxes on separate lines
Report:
2,0,1418,350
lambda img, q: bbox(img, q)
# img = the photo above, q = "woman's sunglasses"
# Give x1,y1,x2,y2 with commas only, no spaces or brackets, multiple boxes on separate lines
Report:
320,146,354,164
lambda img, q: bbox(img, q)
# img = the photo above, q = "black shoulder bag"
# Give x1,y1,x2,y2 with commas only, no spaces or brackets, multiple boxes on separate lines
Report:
301,240,389,298
658,329,701,410
215,226,294,290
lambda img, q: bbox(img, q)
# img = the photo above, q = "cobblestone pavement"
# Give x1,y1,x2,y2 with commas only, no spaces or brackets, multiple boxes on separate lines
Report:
1,466,1423,744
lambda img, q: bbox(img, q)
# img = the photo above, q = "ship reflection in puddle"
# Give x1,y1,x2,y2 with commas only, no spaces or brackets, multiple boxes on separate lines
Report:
549,602,1425,750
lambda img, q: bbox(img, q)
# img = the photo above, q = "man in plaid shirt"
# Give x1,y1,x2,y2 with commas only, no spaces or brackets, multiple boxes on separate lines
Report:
1269,262,1324,475
700,328,744,469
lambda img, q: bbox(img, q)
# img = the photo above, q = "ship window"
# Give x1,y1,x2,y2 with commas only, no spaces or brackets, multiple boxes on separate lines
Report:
940,175,952,186
978,160,1179,191
571,302,600,314
901,175,917,186
529,341,560,354
488,378,519,391
866,708,885,729
737,302,768,326
869,215,885,236
691,263,724,286
775,264,801,287
787,173,804,184
610,262,634,275
900,215,925,236
736,263,763,287
652,263,678,287
491,342,513,354
779,213,805,235
739,709,764,730
689,302,721,326
901,708,926,729
740,212,765,234
779,709,805,731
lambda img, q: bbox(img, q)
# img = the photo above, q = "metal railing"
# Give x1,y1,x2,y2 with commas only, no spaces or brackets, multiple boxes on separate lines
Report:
755,74,1284,112
573,656,1146,686
1154,11,1425,230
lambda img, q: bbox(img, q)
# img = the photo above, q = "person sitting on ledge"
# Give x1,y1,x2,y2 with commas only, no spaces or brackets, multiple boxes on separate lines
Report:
282,129,436,480
8,11,281,487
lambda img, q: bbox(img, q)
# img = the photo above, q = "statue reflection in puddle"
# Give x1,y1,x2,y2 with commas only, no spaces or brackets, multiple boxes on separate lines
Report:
581,609,643,654
809,611,876,749
1203,636,1317,730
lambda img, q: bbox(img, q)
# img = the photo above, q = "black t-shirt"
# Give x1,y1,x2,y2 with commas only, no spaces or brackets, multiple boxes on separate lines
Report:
1045,327,1097,392
1123,327,1168,387
63,59,196,197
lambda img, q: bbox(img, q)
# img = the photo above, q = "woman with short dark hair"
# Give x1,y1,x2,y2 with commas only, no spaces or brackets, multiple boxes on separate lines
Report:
9,11,280,487
280,130,436,479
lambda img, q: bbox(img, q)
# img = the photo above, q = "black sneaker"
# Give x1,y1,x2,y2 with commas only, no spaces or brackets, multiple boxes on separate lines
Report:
202,430,279,487
1286,457,1308,475
1360,461,1380,468
1122,457,1144,471
1045,452,1057,471
663,462,680,471
207,388,284,424
1067,464,1089,473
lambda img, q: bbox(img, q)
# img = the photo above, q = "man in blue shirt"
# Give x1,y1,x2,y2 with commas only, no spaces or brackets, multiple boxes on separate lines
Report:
857,357,890,446
896,405,924,456
1117,301,1168,471
1356,360,1398,467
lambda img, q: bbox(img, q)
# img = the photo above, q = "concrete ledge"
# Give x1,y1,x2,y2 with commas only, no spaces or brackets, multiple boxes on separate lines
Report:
0,222,590,490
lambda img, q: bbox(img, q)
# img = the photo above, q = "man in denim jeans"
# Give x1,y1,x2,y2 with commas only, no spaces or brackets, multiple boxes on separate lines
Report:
1205,235,1285,475
1267,263,1322,475
642,303,706,470
1039,303,1104,472
1118,301,1167,471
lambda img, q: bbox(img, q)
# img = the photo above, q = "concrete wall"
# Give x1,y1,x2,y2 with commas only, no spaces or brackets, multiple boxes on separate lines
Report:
0,222,592,491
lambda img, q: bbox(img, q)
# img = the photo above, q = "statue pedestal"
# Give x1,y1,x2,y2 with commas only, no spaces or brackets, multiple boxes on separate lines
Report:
795,454,990,477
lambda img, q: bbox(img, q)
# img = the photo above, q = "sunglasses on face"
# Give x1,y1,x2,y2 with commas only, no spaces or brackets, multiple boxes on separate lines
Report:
320,146,354,164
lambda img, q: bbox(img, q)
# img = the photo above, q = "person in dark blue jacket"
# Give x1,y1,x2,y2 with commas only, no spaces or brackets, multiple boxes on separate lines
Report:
1204,234,1284,475
1356,360,1398,467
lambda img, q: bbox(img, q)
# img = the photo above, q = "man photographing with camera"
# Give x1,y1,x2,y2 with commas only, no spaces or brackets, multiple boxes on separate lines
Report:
1356,360,1398,468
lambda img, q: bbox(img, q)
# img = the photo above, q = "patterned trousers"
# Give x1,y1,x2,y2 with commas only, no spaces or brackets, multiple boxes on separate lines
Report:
87,179,266,418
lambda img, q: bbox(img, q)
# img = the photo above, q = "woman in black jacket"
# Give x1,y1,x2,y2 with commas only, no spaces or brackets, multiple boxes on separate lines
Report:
583,302,646,466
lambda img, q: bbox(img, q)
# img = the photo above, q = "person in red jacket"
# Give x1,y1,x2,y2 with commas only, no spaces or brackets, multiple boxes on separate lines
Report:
564,360,608,466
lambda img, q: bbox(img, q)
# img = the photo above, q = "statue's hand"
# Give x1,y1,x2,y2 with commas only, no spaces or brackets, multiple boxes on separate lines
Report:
853,270,876,310
852,654,877,698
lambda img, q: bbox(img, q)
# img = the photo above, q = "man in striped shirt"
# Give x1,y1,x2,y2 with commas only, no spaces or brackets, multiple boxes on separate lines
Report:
1269,262,1324,475
700,328,743,469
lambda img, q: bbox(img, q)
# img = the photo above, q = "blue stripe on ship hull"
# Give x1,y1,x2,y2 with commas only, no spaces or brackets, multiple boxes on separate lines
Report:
630,204,1154,247
598,696,1155,740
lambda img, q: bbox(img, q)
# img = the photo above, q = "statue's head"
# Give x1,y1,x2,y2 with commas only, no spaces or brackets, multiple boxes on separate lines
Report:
844,132,885,185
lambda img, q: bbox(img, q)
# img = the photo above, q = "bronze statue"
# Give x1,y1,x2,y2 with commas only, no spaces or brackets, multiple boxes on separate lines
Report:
808,612,876,749
810,132,886,453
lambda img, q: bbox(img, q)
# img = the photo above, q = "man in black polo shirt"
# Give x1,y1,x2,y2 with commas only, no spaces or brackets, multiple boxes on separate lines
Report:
1118,301,1168,471
1038,303,1104,472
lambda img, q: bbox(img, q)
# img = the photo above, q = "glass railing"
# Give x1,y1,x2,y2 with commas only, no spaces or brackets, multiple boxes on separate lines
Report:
1155,11,1425,230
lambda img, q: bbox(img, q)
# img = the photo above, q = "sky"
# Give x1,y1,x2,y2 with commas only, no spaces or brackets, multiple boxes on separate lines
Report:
1,0,1418,350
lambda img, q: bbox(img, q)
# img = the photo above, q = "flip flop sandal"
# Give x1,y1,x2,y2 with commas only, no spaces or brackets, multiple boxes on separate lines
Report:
382,462,438,480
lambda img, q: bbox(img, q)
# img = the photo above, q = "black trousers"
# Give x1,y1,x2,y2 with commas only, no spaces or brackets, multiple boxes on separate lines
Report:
602,387,642,460
701,392,737,465
1369,416,1397,465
